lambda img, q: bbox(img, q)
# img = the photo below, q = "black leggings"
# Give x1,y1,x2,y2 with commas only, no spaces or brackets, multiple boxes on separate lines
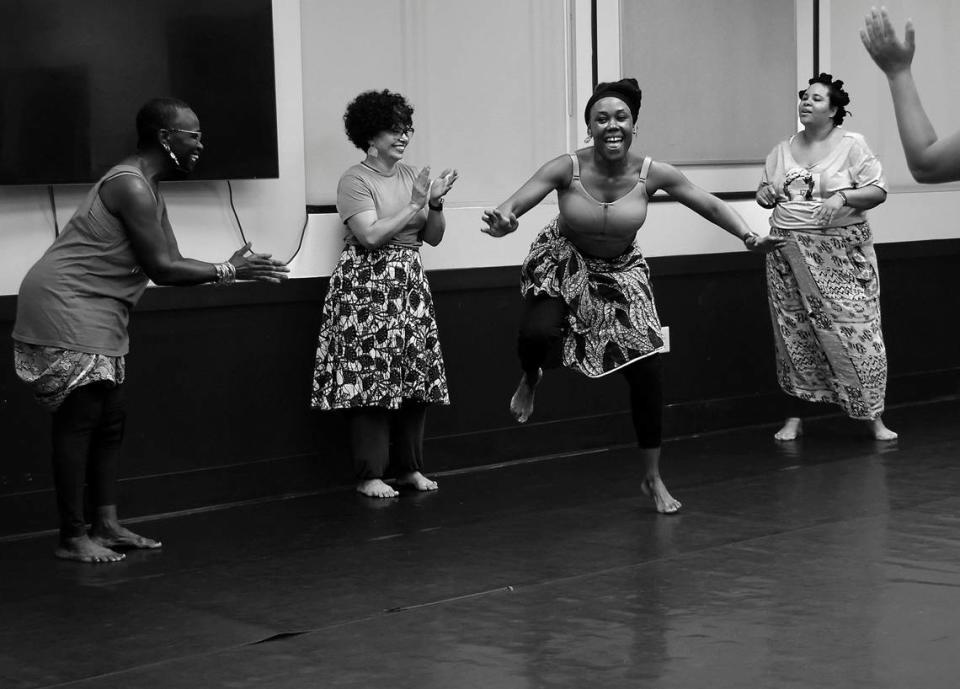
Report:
783,394,829,419
347,401,428,481
518,294,663,448
51,383,126,539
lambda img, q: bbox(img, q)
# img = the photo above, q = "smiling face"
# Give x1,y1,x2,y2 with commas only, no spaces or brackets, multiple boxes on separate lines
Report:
588,96,634,158
368,123,413,164
798,83,837,128
162,108,203,173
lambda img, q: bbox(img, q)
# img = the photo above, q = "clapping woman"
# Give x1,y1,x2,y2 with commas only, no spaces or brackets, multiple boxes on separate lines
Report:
312,90,458,498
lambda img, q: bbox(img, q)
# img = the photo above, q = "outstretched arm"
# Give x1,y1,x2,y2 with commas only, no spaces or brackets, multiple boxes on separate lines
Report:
102,175,287,285
649,162,786,254
481,155,571,237
861,7,960,183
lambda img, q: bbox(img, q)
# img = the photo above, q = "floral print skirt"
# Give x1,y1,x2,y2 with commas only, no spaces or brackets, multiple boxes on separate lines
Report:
766,222,887,419
13,341,124,412
521,217,664,378
311,245,449,410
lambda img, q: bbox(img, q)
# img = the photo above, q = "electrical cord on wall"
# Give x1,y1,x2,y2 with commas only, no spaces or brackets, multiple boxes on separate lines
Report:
47,185,60,238
45,181,309,265
226,180,309,266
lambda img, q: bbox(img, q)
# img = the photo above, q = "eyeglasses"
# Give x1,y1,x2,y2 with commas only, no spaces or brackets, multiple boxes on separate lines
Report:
390,126,415,138
166,128,203,142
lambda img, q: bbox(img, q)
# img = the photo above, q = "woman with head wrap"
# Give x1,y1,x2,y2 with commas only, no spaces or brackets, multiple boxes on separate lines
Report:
757,73,895,441
482,79,783,513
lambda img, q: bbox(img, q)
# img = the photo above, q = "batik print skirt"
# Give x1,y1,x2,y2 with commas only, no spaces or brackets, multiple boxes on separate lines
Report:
311,245,449,410
766,221,887,419
521,217,664,378
13,341,124,412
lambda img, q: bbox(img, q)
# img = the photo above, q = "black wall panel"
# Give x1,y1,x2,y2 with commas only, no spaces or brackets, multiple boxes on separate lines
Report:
2,241,958,537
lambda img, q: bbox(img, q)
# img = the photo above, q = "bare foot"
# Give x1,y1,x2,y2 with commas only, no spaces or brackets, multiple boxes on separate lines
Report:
397,471,438,492
55,535,126,563
510,368,542,423
357,478,399,498
90,524,162,550
774,417,803,441
641,476,681,514
868,418,898,440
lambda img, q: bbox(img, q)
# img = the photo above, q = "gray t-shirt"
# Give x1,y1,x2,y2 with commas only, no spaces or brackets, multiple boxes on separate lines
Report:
336,162,427,248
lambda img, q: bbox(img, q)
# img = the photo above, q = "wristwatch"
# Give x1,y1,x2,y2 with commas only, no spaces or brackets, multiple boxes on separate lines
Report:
428,198,444,212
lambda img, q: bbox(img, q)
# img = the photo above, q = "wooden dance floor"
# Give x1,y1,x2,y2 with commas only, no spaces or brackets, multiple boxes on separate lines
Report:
2,398,959,688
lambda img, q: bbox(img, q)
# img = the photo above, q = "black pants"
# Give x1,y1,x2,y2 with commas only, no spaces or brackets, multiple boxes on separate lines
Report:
347,401,428,480
783,394,830,419
518,294,663,448
51,383,126,539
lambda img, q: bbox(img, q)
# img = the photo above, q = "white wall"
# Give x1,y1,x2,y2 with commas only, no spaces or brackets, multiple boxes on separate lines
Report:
2,0,959,296
0,0,307,295
825,0,960,192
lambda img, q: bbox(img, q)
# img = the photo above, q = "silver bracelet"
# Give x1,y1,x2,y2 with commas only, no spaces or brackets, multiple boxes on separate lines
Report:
214,261,236,285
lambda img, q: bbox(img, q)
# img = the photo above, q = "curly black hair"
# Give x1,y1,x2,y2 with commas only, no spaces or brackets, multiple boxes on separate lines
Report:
799,73,851,126
343,89,414,151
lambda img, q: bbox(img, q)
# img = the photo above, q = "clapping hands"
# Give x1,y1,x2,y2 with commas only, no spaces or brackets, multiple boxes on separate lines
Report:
411,167,459,209
430,169,459,203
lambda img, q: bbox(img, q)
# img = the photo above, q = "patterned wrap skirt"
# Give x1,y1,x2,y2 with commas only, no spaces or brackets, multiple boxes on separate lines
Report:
765,221,887,420
521,217,664,378
311,244,450,410
13,341,124,412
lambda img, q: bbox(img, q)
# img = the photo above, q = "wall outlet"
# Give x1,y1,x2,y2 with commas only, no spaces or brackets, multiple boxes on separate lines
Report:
661,326,670,353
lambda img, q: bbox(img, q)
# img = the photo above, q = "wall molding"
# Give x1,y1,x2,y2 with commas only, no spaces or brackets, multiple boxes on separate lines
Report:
3,238,958,539
2,365,956,541
3,238,959,320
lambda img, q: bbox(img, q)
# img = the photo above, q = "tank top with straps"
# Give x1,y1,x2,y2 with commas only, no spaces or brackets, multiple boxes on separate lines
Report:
557,153,652,242
13,165,162,356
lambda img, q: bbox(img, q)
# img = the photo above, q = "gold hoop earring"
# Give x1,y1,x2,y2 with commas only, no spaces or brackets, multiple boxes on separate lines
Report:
583,133,593,144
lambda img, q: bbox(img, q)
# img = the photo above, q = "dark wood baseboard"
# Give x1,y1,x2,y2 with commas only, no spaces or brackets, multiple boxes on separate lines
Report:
3,238,958,538
3,366,955,540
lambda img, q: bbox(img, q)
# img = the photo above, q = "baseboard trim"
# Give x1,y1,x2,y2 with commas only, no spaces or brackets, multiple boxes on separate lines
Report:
4,366,955,540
